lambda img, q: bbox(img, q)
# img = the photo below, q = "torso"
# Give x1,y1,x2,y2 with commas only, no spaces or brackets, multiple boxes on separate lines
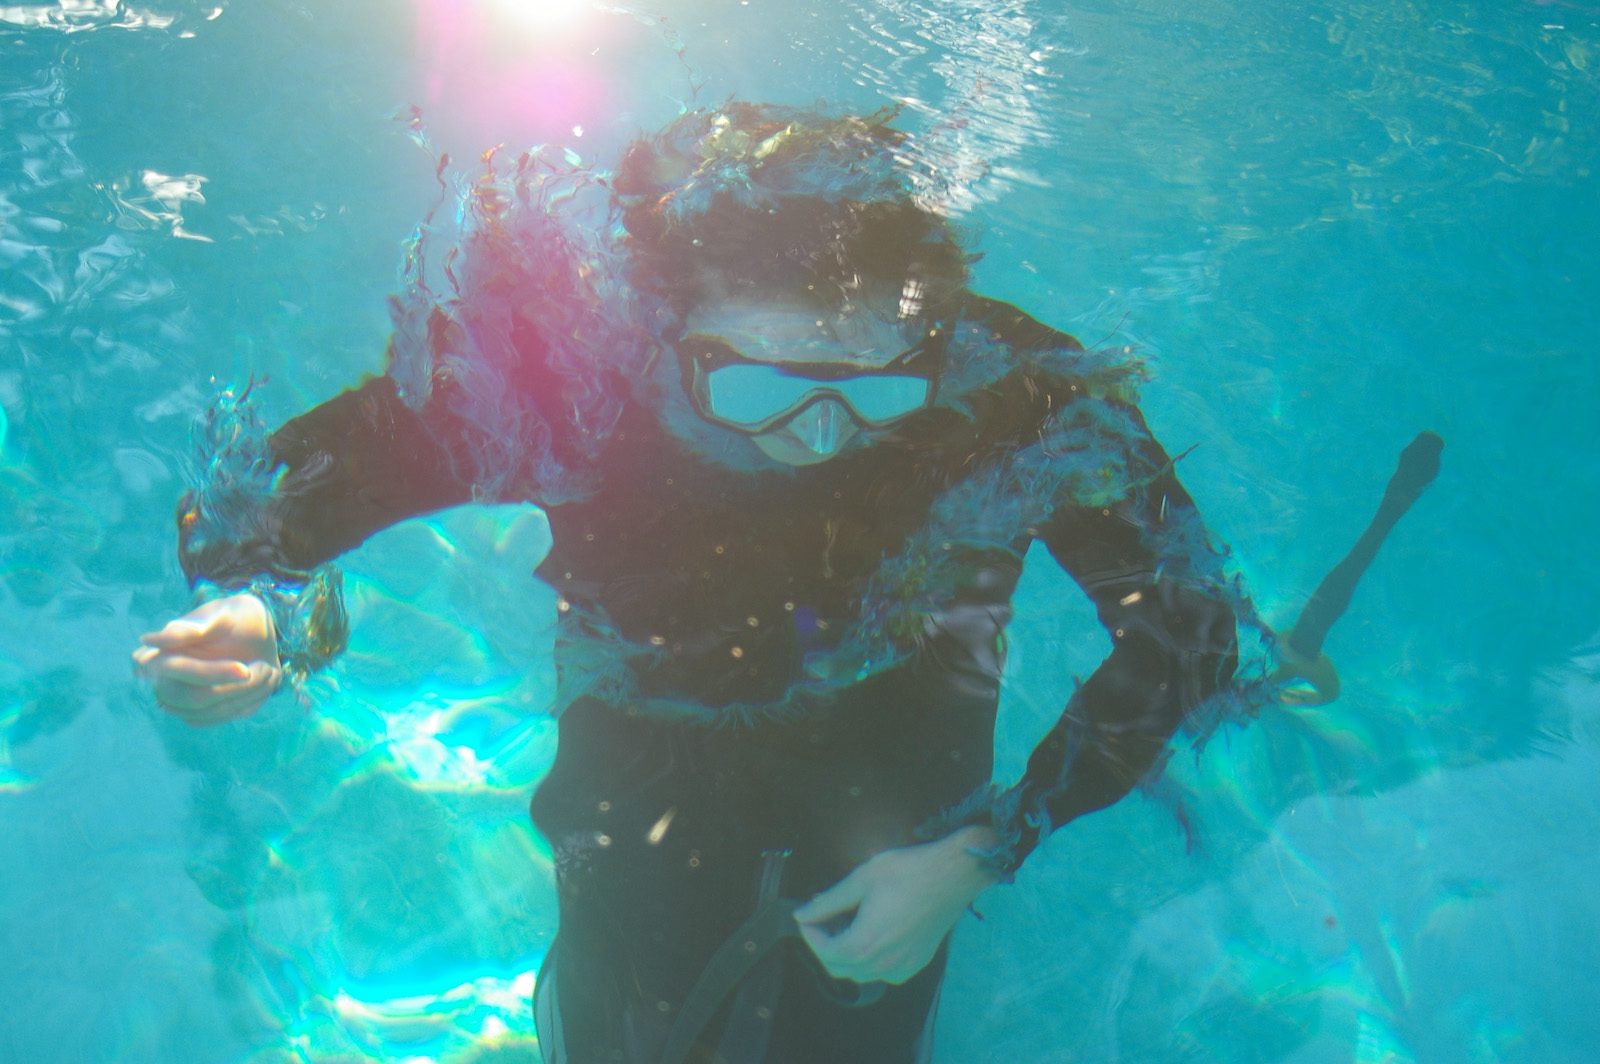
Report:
536,360,1065,720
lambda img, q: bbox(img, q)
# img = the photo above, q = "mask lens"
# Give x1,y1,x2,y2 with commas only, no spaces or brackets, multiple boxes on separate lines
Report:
705,365,931,429
831,375,931,425
704,364,825,427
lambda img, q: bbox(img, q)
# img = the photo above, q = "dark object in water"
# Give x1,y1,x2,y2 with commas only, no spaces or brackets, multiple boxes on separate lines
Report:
1273,431,1444,706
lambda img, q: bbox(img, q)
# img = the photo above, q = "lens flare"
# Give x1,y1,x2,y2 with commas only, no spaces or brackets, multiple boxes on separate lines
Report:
412,0,613,151
489,0,592,32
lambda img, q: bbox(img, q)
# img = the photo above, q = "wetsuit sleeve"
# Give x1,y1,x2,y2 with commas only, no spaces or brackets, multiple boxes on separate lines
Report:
989,400,1238,874
179,376,477,581
175,375,480,676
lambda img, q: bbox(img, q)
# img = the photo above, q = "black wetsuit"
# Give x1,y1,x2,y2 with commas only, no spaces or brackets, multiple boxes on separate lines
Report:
180,297,1237,1064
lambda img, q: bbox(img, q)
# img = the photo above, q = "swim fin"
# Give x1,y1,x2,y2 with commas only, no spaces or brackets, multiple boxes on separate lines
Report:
1272,431,1444,706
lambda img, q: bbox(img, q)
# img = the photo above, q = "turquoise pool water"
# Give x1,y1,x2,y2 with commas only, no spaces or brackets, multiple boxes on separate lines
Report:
2,1,1597,1061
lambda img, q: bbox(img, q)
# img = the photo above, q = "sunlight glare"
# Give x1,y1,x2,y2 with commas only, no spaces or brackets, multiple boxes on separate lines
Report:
490,0,592,33
413,0,614,150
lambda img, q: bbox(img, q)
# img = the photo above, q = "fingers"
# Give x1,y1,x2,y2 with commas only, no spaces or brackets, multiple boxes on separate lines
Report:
134,649,280,727
798,922,848,974
132,594,283,724
798,920,865,980
138,624,207,650
798,914,924,985
794,842,975,986
139,653,252,686
210,660,282,697
157,676,277,726
794,872,867,926
797,872,881,982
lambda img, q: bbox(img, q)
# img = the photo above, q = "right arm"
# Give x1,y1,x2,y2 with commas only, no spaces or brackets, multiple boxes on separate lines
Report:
135,375,479,725
138,151,624,725
181,375,478,579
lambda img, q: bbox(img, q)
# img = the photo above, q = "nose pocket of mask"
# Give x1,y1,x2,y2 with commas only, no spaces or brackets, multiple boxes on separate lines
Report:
786,399,851,455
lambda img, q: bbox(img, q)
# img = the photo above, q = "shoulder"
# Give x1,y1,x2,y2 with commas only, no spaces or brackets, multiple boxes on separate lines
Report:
936,294,1127,435
958,294,1086,357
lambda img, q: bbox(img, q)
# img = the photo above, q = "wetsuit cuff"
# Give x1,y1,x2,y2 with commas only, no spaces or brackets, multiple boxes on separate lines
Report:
916,783,1042,883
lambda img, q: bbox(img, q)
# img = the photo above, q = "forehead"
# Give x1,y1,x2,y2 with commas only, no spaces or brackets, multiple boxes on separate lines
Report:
683,296,916,367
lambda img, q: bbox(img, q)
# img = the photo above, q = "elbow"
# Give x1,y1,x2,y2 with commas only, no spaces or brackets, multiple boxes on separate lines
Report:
1090,579,1239,734
1182,583,1238,659
1169,584,1238,709
1115,580,1237,710
1115,578,1237,666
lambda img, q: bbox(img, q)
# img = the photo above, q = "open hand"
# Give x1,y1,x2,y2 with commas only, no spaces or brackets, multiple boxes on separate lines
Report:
794,825,1000,985
132,594,281,726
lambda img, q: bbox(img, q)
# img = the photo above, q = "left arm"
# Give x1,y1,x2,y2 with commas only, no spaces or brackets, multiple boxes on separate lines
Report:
998,399,1238,871
799,396,1238,981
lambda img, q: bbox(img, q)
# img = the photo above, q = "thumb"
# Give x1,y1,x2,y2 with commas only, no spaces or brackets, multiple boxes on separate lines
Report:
212,660,283,697
794,869,868,926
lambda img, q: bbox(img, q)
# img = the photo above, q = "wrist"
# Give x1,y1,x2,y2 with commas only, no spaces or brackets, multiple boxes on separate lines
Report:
948,823,998,849
945,825,1003,888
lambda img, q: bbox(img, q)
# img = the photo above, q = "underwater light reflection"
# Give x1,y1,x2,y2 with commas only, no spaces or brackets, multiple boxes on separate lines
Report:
337,692,551,794
261,965,541,1063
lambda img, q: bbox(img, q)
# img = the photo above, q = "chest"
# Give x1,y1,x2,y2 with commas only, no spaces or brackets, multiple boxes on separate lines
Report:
539,427,953,631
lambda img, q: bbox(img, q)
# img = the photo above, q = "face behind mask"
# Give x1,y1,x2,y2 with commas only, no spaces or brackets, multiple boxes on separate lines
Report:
676,294,946,465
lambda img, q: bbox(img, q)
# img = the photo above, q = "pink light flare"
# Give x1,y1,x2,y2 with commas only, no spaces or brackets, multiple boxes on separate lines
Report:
412,0,615,155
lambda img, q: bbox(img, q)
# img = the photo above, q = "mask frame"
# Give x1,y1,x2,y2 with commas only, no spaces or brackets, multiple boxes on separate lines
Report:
673,322,948,435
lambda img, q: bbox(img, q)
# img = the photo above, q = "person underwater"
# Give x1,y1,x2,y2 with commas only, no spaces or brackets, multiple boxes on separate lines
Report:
131,103,1436,1064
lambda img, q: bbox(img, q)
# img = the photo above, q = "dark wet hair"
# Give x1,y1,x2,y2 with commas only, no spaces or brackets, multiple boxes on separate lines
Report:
613,103,973,318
